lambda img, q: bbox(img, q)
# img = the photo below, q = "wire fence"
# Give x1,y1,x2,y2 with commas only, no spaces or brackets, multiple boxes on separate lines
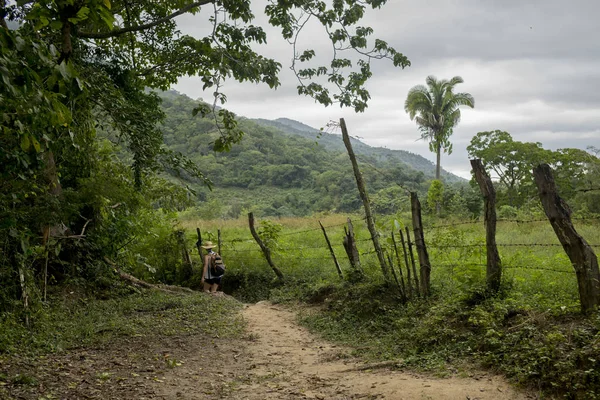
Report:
202,215,600,278
428,217,600,229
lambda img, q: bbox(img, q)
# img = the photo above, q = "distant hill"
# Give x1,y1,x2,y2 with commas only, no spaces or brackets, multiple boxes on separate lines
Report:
252,117,464,183
157,90,468,218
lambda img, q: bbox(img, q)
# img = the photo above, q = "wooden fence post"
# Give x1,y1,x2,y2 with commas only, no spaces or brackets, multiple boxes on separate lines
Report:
470,159,502,293
195,228,203,264
405,227,421,297
248,212,284,281
319,221,343,278
217,228,222,256
340,118,390,281
387,252,406,301
410,192,430,296
533,163,600,313
398,229,413,298
343,218,362,273
176,229,193,281
391,230,407,297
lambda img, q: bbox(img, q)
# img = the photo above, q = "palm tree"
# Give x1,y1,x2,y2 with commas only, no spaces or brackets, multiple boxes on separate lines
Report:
404,75,474,180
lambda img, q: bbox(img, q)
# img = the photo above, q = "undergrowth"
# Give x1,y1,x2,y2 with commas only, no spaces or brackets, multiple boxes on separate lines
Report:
0,285,244,356
295,282,600,399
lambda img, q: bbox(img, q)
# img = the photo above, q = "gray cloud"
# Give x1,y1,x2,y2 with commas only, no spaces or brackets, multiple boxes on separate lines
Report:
172,0,600,179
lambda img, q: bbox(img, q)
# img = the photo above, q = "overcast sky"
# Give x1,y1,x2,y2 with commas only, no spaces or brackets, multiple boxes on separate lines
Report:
172,0,600,179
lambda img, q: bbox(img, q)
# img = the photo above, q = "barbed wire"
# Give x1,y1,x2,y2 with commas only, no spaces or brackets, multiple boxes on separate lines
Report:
437,262,574,274
427,243,600,249
573,187,600,193
278,220,350,237
429,216,600,229
503,265,574,274
428,220,482,229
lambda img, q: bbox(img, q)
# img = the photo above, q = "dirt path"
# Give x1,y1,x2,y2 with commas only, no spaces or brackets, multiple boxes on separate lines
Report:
156,301,535,400
1,299,537,399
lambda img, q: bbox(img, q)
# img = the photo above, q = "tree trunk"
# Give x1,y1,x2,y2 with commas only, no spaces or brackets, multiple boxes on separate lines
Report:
1,2,8,30
435,142,442,214
533,164,600,314
470,159,502,293
248,212,284,281
340,118,390,281
18,263,29,327
105,258,195,294
435,142,441,181
411,192,430,296
58,6,74,63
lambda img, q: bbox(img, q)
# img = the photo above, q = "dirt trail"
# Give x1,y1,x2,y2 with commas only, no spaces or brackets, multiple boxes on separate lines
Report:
157,301,534,400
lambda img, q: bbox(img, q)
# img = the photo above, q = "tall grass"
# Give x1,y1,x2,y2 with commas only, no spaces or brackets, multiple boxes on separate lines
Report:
179,212,599,310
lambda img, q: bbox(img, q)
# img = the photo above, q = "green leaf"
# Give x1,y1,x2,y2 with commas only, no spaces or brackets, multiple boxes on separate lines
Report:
50,20,63,30
68,7,90,24
31,136,41,152
20,134,31,152
98,6,115,28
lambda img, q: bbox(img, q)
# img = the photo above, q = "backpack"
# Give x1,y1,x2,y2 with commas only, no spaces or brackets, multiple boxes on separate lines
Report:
210,252,225,277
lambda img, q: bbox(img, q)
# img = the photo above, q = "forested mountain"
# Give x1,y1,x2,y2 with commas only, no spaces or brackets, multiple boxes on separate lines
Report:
158,90,465,218
253,117,463,183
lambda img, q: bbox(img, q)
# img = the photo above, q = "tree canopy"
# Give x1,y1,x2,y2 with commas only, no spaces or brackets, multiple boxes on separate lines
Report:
404,75,474,180
467,130,599,209
0,0,410,312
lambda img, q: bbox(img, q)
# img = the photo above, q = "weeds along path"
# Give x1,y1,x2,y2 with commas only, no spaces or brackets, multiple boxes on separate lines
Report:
157,300,533,400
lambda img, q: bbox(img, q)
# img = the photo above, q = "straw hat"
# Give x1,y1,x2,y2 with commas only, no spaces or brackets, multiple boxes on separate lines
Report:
201,241,216,249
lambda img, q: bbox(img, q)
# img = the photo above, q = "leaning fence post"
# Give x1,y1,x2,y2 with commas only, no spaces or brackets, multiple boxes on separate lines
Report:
387,252,406,301
319,221,343,278
248,212,284,281
343,217,362,274
398,229,413,298
470,159,502,294
410,192,430,296
391,230,407,298
405,227,421,298
533,163,600,314
340,118,390,282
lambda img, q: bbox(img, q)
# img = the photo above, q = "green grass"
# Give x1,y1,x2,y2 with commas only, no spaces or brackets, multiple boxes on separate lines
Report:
0,289,244,355
180,213,598,310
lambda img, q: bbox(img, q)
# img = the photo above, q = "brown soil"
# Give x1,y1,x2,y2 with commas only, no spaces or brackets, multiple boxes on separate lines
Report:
1,300,539,400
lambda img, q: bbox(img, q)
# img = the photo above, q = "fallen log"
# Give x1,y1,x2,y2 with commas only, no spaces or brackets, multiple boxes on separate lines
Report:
104,257,195,294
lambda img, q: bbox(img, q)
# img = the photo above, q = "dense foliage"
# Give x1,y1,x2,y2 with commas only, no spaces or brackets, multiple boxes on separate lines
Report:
0,0,409,316
2,1,600,398
467,130,600,212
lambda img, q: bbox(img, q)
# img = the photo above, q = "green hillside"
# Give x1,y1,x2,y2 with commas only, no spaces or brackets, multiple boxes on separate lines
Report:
158,90,464,218
253,117,464,183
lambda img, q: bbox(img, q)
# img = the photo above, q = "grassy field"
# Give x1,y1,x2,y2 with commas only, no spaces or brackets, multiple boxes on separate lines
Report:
180,212,599,311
